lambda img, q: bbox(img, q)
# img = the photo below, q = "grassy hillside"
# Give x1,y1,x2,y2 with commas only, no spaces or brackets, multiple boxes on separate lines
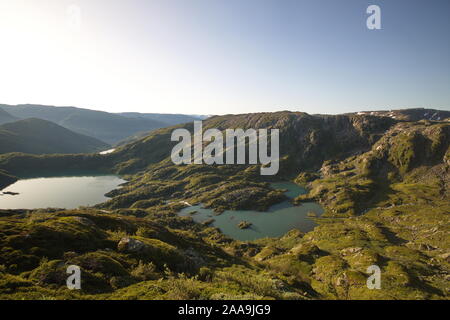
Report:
0,118,110,155
0,110,448,300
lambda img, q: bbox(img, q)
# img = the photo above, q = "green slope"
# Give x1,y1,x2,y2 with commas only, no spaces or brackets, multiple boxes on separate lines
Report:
0,118,110,155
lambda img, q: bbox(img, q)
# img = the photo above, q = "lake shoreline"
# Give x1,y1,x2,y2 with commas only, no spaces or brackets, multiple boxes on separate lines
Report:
177,182,324,241
0,175,126,210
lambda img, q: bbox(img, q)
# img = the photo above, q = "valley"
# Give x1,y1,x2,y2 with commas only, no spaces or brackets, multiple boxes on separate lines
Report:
0,108,448,300
0,118,109,155
177,182,324,241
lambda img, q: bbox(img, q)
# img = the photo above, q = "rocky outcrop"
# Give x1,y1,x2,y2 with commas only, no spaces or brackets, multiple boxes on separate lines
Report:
117,237,147,253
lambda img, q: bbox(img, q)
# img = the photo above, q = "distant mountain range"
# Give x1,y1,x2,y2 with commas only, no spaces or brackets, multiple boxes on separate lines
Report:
118,112,208,125
0,118,109,155
0,104,206,145
348,108,450,121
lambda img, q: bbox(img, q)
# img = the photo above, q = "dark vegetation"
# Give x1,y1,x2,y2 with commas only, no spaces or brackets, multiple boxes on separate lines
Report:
0,170,17,190
0,109,448,300
0,109,18,125
0,118,109,155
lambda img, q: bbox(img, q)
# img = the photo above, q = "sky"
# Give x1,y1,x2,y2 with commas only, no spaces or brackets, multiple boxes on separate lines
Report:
0,0,449,115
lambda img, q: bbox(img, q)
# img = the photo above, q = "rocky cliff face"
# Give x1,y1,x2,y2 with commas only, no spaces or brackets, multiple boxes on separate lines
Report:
108,111,397,175
301,121,449,215
95,111,449,218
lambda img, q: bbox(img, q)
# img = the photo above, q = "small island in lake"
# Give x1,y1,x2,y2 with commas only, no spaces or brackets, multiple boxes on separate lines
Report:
237,221,252,229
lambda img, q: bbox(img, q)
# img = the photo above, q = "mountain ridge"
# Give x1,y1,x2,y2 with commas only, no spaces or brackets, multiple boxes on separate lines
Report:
0,104,206,145
0,118,110,155
346,108,450,121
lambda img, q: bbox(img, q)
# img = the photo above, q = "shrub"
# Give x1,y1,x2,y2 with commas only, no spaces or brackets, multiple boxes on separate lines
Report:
131,261,160,281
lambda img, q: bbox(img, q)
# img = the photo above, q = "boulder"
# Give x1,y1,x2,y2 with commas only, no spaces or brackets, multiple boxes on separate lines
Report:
340,247,363,256
117,237,147,253
73,216,96,227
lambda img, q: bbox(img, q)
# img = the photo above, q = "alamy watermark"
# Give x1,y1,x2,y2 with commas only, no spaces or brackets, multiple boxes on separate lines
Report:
367,5,381,30
171,121,280,175
366,265,381,289
67,4,82,32
66,265,81,290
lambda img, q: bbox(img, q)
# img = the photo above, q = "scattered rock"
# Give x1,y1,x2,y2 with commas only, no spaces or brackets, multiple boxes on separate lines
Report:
418,244,436,251
340,247,363,256
202,218,215,226
117,237,147,253
73,216,96,227
335,273,349,287
438,252,450,263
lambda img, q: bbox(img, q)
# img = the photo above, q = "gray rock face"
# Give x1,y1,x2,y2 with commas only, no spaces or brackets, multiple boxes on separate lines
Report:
340,247,363,256
335,273,349,287
73,217,96,227
117,237,147,253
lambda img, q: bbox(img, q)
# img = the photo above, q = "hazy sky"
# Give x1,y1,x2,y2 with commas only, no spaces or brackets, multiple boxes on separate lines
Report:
0,0,449,115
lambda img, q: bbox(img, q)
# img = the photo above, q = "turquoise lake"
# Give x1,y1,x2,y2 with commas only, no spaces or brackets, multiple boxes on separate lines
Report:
0,175,125,209
178,182,324,241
